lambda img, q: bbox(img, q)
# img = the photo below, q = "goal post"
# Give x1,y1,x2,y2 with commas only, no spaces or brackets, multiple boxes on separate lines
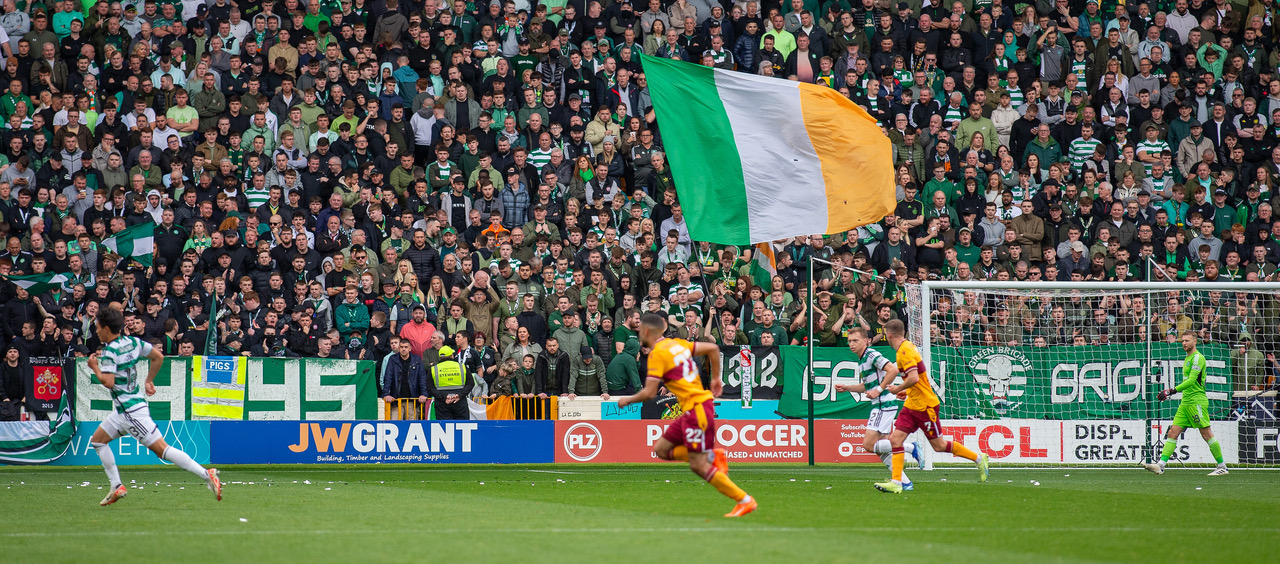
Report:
909,281,1280,468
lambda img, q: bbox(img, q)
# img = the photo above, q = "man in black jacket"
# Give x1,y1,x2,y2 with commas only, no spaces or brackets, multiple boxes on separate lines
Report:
535,336,571,396
286,314,320,357
0,345,23,421
382,336,429,420
515,294,549,345
401,228,439,282
2,287,43,342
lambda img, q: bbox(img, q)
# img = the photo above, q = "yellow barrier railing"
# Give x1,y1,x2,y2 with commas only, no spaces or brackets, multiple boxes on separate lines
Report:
473,396,559,420
380,396,558,420
383,398,429,420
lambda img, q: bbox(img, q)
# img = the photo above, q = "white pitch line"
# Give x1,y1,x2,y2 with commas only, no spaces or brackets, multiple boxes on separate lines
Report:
527,469,579,474
4,526,1278,539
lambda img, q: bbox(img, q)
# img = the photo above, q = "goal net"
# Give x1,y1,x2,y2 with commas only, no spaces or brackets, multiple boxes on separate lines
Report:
907,281,1280,468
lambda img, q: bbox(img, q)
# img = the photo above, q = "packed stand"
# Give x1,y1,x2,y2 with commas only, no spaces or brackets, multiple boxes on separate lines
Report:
2,0,1280,410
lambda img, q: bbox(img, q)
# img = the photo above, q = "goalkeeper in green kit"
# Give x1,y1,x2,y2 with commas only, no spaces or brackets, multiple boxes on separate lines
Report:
1143,331,1229,476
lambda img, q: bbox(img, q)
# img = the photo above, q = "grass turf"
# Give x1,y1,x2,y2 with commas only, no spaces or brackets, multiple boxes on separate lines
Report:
2,464,1277,563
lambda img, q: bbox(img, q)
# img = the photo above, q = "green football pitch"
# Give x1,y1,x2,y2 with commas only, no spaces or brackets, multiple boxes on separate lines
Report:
3,464,1278,563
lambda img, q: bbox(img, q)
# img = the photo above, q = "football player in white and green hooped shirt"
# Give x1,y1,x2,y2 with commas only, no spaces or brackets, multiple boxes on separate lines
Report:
835,327,924,489
88,307,223,506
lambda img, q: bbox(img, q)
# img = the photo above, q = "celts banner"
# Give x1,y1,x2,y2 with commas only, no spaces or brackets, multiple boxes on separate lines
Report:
25,357,70,413
76,357,379,421
931,343,1234,420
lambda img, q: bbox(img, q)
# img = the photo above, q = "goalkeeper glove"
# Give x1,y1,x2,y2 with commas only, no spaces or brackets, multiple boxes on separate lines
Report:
1157,389,1174,401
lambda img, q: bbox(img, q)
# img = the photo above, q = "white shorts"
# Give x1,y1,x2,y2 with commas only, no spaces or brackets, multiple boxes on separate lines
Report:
100,405,163,447
866,407,899,436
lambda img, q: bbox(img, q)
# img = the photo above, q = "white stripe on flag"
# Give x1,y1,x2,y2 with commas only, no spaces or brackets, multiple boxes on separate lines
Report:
755,243,776,275
133,236,154,256
12,274,66,289
715,71,829,241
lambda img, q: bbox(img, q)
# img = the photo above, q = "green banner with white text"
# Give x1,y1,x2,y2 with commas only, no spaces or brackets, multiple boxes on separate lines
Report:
777,345,897,419
931,343,1234,420
74,357,378,421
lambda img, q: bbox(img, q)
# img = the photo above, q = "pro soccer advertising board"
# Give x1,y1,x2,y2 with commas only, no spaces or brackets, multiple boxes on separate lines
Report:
554,420,883,463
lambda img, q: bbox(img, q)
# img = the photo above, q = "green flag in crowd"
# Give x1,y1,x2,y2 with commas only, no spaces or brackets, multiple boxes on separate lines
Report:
0,389,75,464
6,272,70,296
102,221,156,267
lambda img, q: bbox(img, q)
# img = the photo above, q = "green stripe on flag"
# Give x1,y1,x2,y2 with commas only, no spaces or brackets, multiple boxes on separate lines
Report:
102,221,155,267
640,55,751,245
6,272,68,295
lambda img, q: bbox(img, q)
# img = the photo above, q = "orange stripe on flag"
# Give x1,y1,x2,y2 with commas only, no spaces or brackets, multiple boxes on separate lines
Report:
756,242,775,270
795,83,896,233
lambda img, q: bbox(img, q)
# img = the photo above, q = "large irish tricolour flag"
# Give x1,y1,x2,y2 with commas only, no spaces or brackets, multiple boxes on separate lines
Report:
643,55,895,245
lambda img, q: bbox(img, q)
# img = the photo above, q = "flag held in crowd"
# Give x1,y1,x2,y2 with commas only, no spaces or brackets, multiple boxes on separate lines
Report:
8,272,70,296
642,55,895,245
750,243,777,289
0,387,75,465
102,221,156,267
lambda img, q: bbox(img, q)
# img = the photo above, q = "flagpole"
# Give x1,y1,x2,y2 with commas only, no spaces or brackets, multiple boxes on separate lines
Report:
807,254,814,467
206,292,220,356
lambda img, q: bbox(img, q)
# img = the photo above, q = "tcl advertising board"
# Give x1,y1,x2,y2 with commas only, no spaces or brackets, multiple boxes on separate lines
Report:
931,419,1239,464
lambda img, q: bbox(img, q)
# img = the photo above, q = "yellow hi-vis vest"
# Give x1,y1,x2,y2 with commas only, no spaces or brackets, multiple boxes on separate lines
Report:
431,360,466,391
191,356,247,419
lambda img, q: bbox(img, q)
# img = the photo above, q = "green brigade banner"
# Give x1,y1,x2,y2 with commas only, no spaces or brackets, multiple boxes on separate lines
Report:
932,343,1234,420
75,357,378,421
777,345,897,419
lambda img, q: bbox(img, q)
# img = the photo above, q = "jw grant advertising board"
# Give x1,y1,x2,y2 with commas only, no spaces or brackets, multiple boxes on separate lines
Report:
210,421,553,464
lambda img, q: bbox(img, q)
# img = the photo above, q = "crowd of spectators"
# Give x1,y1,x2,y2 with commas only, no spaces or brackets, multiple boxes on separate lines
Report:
2,0,1280,405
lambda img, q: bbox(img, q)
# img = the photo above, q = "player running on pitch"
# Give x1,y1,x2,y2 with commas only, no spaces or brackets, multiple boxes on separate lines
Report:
1143,331,1229,476
617,313,756,517
875,320,988,493
88,308,222,506
835,327,924,489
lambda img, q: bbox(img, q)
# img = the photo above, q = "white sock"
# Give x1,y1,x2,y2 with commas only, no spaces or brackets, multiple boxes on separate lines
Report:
1158,459,1168,470
874,440,910,482
162,446,210,482
92,442,121,488
873,439,891,455
903,441,918,460
740,494,753,503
